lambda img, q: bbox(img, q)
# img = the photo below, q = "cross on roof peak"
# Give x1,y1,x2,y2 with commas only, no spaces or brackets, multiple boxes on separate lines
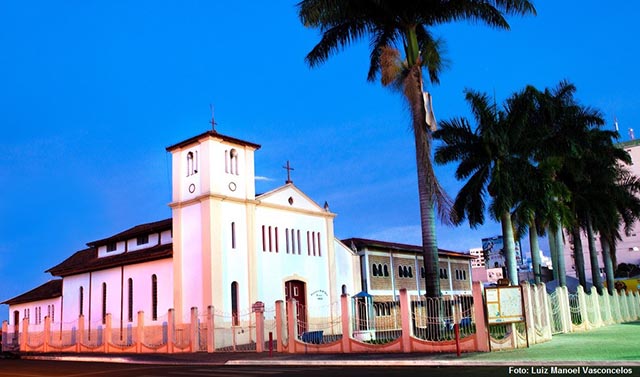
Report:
283,160,294,184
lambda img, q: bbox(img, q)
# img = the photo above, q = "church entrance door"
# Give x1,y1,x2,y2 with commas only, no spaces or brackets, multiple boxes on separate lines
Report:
285,280,307,336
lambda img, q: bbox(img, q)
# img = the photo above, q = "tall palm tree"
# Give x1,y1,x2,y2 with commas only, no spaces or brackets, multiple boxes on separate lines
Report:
434,87,537,285
298,0,536,297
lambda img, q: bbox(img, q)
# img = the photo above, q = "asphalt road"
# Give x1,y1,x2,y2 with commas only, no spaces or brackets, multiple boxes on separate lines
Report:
0,360,511,377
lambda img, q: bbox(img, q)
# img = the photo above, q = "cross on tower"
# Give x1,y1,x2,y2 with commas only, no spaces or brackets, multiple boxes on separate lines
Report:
209,104,217,132
283,160,294,184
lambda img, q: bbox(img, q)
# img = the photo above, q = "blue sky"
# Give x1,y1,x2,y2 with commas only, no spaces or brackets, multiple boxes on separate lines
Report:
1,1,639,323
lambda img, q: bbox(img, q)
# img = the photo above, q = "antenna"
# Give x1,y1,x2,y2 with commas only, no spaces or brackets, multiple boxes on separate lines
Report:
209,104,217,132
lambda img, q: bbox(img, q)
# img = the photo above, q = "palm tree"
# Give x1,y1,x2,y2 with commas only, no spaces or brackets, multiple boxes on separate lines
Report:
434,87,537,285
298,0,536,297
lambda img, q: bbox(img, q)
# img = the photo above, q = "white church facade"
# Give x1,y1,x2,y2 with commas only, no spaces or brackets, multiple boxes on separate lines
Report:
3,130,361,339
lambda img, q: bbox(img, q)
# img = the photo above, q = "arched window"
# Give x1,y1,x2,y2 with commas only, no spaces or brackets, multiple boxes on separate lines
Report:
186,151,197,176
231,281,239,326
128,278,134,322
102,283,107,324
229,148,239,175
372,264,379,277
403,266,409,278
399,266,404,278
79,287,84,316
408,266,413,278
151,274,158,321
383,264,389,277
341,284,347,295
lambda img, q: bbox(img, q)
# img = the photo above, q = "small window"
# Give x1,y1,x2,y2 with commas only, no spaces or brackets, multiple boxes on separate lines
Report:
399,266,404,278
106,243,117,252
372,264,379,277
79,287,84,316
102,283,107,325
128,278,134,322
151,274,158,321
231,281,239,326
137,235,149,246
231,222,236,249
383,264,389,277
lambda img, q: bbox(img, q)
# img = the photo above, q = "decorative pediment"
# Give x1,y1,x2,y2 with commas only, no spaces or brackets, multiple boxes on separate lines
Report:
257,183,329,214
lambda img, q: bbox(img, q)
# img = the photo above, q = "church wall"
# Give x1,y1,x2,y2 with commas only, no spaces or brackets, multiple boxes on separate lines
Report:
7,297,61,327
218,200,250,315
254,205,332,315
333,239,360,297
176,203,204,322
60,259,173,328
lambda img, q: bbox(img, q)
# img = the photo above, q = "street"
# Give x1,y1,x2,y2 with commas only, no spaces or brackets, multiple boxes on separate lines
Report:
0,360,506,377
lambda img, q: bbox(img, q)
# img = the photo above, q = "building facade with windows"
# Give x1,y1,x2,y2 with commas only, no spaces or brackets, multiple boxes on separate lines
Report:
343,238,474,301
562,138,640,284
2,130,361,335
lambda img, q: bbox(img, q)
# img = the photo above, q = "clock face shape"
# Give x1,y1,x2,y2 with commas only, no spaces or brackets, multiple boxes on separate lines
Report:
228,182,237,192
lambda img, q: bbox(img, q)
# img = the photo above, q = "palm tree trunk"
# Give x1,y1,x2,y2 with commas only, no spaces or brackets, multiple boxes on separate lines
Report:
600,236,615,295
570,225,587,289
586,218,603,295
501,211,518,285
403,64,441,298
548,228,559,282
528,221,542,284
554,224,567,287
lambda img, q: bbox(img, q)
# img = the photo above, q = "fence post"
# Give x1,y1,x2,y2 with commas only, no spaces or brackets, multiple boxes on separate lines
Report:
471,281,489,352
104,314,112,353
253,302,265,353
286,299,297,353
1,321,7,350
206,306,214,353
521,282,536,345
43,316,51,353
558,286,572,333
167,309,174,354
137,311,145,353
576,286,589,330
20,316,28,352
77,315,84,352
190,307,198,353
398,289,412,353
275,300,284,352
340,294,351,353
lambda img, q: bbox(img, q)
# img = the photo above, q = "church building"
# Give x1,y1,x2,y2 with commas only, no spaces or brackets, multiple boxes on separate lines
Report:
3,130,361,337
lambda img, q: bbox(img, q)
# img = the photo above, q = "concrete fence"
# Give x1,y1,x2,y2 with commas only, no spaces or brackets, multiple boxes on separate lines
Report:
2,281,639,354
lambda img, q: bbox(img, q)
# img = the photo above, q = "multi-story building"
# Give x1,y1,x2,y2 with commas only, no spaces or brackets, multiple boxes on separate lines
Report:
562,138,640,284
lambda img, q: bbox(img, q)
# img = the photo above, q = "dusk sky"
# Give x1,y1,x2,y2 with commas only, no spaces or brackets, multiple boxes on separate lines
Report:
1,1,639,323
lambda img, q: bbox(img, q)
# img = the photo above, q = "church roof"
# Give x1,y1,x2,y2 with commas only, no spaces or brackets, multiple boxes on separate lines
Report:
2,279,62,305
165,130,261,152
341,237,474,259
87,218,172,247
46,243,173,277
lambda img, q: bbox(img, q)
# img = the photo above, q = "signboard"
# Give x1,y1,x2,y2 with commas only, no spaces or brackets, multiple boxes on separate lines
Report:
485,286,524,324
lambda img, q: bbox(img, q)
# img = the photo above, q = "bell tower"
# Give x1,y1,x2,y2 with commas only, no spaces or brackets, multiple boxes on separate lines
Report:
166,130,261,322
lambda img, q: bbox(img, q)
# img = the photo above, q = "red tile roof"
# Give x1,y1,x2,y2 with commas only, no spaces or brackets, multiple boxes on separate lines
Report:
87,218,172,247
165,130,261,152
2,280,62,305
341,237,474,259
46,243,173,277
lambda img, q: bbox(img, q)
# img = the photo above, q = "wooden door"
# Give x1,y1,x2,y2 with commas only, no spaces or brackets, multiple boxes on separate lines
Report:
285,280,307,335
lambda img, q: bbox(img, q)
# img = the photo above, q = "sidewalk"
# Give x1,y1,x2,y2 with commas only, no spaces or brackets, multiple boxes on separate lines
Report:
15,321,640,367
